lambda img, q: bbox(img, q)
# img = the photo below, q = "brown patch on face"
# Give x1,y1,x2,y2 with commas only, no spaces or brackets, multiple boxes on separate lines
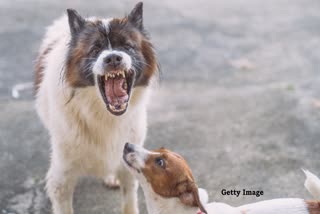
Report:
65,40,93,87
142,148,207,213
65,20,108,88
108,17,158,87
137,39,158,86
34,40,57,94
65,42,87,87
306,200,320,214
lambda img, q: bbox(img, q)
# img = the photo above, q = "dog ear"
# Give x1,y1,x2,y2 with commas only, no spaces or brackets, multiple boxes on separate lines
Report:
128,2,143,30
67,9,85,36
178,181,208,213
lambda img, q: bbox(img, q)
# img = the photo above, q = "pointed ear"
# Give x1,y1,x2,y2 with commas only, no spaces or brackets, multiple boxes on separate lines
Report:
128,2,143,30
179,183,207,214
67,9,85,36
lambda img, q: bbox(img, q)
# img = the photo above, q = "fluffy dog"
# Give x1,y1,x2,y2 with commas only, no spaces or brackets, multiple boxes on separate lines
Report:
34,2,158,214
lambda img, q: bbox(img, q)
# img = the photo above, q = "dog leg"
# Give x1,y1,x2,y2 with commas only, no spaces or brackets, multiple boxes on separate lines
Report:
46,160,78,214
118,166,139,214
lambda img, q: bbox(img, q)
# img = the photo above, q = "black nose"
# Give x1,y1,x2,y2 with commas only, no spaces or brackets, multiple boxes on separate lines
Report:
124,142,135,154
104,54,123,66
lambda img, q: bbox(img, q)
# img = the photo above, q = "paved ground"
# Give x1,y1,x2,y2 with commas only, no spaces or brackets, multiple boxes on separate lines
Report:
1,0,320,213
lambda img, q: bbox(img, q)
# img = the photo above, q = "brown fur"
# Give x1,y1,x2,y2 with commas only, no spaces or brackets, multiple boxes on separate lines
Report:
306,200,320,214
65,20,107,87
138,39,158,86
142,148,207,213
65,40,91,87
34,40,57,93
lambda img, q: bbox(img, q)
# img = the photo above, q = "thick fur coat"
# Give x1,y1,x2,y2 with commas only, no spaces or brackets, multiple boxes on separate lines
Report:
35,3,158,214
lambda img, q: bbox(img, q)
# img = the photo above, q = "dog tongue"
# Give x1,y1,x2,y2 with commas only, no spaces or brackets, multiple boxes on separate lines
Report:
104,77,128,106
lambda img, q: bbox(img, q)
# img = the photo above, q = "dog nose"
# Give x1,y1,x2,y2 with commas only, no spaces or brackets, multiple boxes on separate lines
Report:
124,142,135,154
104,53,123,66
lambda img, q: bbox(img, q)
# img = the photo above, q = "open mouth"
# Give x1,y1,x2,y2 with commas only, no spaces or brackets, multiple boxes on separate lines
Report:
97,69,134,115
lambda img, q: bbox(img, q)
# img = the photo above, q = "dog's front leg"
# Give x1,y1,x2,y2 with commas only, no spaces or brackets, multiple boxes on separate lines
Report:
118,165,139,214
46,152,79,214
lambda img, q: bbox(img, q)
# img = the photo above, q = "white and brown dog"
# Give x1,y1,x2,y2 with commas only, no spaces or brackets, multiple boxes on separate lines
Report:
123,143,320,214
34,2,158,214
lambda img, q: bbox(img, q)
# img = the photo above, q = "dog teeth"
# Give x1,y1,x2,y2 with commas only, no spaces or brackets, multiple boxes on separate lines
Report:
108,103,127,112
120,103,127,109
121,71,126,78
108,104,115,111
105,71,126,79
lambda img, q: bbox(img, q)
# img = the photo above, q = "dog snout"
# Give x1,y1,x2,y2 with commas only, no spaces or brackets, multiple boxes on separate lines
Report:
104,53,123,68
124,142,135,155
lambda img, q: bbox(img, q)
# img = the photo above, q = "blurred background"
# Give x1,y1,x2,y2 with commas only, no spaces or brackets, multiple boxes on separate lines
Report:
1,0,320,213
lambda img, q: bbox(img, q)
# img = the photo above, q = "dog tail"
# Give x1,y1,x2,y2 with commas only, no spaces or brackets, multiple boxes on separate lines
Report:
302,169,320,214
303,169,320,199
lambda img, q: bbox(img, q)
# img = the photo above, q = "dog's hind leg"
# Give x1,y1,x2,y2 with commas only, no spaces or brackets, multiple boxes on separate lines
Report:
46,153,79,214
118,165,139,214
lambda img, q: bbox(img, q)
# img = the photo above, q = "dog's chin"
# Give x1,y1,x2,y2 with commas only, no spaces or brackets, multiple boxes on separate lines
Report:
97,69,135,116
123,155,141,174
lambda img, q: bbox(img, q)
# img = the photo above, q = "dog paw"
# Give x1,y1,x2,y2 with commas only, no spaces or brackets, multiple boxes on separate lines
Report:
103,175,120,189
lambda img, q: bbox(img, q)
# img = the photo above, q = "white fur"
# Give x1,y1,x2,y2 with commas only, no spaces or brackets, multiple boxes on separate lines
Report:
237,198,308,214
303,169,320,199
198,188,209,207
36,15,152,214
92,50,132,75
206,199,308,214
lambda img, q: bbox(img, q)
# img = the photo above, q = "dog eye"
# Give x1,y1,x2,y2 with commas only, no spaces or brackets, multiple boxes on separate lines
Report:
155,157,165,168
90,44,102,55
90,48,100,55
124,44,135,52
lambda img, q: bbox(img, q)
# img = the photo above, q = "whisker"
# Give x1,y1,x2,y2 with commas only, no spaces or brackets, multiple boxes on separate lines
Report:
133,60,149,65
83,61,95,72
133,60,151,67
85,72,93,79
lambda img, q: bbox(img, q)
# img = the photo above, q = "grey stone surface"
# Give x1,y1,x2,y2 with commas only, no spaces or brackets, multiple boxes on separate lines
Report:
1,0,320,213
